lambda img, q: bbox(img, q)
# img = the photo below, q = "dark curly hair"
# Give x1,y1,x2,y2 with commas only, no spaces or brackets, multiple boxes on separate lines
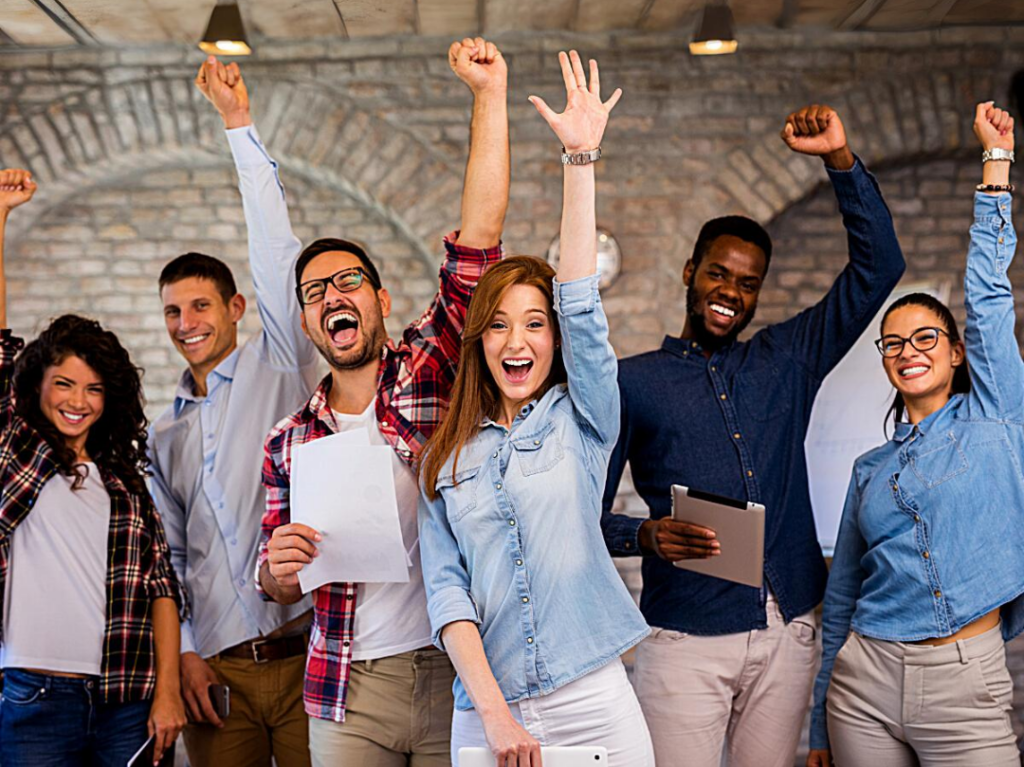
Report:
13,314,150,495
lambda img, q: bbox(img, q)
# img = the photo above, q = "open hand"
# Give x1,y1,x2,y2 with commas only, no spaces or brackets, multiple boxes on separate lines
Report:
0,168,37,214
267,523,321,588
974,101,1014,153
529,51,621,153
194,55,250,129
781,105,853,169
450,37,507,95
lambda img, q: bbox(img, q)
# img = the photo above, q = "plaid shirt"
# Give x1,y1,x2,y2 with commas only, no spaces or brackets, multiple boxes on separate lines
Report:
259,232,501,722
0,329,187,703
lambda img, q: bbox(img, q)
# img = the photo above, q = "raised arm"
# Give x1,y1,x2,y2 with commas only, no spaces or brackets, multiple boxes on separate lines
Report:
962,101,1021,419
195,57,315,369
450,38,509,250
766,106,905,380
0,169,37,330
529,51,622,445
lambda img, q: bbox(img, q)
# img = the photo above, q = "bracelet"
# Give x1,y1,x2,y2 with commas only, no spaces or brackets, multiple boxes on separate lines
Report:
561,147,602,166
976,184,1014,193
982,148,1015,163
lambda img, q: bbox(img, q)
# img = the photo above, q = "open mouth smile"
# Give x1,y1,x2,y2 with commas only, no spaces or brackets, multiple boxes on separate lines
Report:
501,357,533,383
325,310,359,347
180,333,210,348
898,364,930,379
59,410,88,426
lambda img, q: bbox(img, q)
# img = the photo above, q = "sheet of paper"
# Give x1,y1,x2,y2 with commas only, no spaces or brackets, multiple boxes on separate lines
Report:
290,430,410,593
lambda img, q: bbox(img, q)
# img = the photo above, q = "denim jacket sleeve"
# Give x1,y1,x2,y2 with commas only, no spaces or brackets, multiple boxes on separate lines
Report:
553,274,620,447
226,125,317,371
418,483,480,650
601,386,645,556
962,192,1021,420
762,159,906,381
809,470,868,751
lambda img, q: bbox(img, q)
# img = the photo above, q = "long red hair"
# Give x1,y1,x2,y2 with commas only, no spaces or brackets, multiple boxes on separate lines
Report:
420,256,567,498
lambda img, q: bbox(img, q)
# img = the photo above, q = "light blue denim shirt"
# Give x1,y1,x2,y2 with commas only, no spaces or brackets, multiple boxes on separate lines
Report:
810,192,1024,750
418,273,650,710
149,126,319,657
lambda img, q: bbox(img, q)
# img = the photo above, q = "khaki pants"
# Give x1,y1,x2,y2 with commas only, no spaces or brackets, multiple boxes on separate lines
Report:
308,647,454,767
182,652,310,767
632,595,818,767
827,625,1020,766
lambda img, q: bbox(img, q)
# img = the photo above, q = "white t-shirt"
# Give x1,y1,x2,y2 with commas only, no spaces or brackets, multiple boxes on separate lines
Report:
2,464,110,675
331,405,433,661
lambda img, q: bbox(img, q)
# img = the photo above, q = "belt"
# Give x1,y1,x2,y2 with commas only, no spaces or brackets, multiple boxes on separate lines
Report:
220,632,309,664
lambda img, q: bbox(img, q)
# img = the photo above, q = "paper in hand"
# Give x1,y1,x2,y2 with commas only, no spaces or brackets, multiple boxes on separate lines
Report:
290,430,410,593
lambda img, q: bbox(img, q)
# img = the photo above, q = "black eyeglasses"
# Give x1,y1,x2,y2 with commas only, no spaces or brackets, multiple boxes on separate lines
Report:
874,327,949,358
296,267,378,306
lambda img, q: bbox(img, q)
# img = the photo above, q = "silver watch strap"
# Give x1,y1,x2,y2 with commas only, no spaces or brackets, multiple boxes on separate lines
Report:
982,148,1015,163
561,147,602,166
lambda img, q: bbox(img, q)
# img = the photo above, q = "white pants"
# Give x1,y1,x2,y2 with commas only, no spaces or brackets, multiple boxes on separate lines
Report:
632,593,818,767
450,658,654,767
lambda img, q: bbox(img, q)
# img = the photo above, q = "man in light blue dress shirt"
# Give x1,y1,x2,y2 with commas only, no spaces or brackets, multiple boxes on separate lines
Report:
147,56,321,767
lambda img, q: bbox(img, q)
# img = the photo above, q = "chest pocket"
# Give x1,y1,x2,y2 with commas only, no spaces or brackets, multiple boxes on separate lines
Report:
511,423,565,476
735,363,793,423
436,464,483,524
910,432,969,489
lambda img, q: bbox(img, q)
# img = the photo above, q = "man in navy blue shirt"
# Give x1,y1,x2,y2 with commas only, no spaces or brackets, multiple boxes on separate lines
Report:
601,105,905,767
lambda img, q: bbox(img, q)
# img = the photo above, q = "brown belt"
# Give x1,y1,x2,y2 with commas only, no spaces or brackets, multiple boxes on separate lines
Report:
219,632,309,664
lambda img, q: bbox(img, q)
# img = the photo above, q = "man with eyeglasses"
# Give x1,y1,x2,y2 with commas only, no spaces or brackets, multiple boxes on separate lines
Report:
255,38,508,766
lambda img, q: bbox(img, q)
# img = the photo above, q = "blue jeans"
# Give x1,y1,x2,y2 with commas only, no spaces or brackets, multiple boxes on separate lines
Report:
0,668,152,766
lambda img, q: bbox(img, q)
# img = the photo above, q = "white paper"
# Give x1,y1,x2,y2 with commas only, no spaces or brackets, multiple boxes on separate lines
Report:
290,430,410,593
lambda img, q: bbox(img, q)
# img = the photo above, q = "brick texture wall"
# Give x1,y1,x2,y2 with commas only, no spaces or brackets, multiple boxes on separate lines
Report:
2,26,1023,765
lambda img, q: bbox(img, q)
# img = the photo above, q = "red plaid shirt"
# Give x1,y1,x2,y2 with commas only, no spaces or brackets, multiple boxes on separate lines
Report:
0,329,187,703
259,232,501,722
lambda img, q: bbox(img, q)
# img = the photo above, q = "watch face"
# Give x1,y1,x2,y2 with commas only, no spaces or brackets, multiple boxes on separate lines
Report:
546,227,622,289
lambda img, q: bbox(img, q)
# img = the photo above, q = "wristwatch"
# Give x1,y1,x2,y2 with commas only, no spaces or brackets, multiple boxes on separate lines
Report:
982,148,1015,163
561,147,602,166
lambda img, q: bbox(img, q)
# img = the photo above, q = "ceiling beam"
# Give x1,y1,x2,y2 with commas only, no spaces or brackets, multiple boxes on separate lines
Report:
30,0,97,44
839,0,889,28
925,0,961,25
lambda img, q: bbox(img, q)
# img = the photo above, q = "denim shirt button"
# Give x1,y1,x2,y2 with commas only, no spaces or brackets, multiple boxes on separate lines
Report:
922,551,930,559
934,590,942,599
496,483,502,490
914,514,921,523
509,519,516,527
747,470,753,478
527,637,534,644
516,559,523,566
522,596,529,603
733,433,741,440
720,394,727,400
624,542,633,550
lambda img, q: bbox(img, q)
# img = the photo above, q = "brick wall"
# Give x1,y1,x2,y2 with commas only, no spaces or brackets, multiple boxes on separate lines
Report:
2,26,1023,764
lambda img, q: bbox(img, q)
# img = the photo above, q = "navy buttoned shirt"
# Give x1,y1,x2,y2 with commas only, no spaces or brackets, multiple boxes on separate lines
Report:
601,159,906,635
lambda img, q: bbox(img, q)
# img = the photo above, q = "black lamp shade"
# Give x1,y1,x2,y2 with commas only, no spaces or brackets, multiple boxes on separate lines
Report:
690,4,738,56
199,3,251,56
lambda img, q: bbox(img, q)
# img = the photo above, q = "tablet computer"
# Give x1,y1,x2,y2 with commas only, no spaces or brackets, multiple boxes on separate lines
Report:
671,485,765,588
458,746,608,766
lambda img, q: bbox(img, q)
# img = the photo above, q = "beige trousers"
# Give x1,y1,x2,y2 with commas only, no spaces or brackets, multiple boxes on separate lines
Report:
827,625,1020,766
632,594,818,767
308,647,455,767
182,653,310,767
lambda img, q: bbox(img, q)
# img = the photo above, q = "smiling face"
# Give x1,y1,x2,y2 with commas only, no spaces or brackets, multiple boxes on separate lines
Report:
881,304,964,409
481,284,556,422
298,250,391,371
38,354,105,455
161,276,244,376
683,235,766,349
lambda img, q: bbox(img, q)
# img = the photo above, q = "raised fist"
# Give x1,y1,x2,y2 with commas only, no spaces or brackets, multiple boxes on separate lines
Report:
781,105,848,157
529,51,622,154
194,55,250,129
0,168,37,213
974,102,1014,153
449,37,507,95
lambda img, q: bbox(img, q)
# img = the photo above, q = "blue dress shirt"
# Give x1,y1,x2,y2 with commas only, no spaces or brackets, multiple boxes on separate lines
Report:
149,125,320,657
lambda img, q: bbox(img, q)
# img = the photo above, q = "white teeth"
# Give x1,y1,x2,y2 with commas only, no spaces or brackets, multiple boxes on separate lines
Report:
709,303,736,318
327,312,357,331
901,366,929,377
182,334,209,346
504,359,531,367
61,411,85,423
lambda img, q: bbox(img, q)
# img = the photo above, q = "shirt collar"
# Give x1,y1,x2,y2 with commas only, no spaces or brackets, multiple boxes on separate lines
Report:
661,334,734,360
172,348,241,417
481,401,537,430
892,394,961,443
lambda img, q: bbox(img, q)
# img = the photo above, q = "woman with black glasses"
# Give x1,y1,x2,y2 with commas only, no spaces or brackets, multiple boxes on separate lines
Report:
806,102,1022,767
